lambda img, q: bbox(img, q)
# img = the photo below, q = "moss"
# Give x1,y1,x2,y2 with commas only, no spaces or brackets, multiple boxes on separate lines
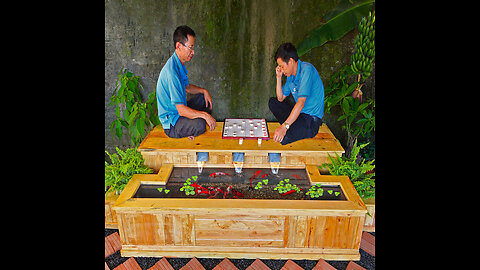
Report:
106,0,372,123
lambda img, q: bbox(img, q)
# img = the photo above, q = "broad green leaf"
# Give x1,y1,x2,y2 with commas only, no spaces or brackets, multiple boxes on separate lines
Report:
296,0,374,56
115,121,123,139
341,98,350,114
136,118,144,136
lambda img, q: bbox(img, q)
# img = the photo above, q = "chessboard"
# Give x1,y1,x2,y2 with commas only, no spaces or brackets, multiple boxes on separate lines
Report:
222,118,269,140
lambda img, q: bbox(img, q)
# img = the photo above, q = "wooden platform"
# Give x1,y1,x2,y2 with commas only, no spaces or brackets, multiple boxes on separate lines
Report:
137,122,345,172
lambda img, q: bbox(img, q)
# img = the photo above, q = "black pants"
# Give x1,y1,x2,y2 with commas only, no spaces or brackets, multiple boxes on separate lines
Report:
268,97,322,145
164,94,211,138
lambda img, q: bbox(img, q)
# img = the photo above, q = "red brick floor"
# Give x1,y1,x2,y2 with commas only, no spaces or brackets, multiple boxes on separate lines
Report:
105,231,375,270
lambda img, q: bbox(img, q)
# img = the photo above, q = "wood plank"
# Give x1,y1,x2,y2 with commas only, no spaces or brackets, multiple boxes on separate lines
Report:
213,258,239,270
138,123,344,154
121,245,360,260
105,237,114,259
246,259,271,270
196,239,284,248
114,264,127,270
323,216,337,248
115,198,367,214
294,216,307,248
152,214,165,245
312,216,326,248
157,163,173,181
164,214,174,245
123,257,142,270
148,257,174,270
312,259,336,270
360,232,375,256
180,257,205,270
106,232,122,254
195,219,283,240
346,261,365,270
195,218,284,232
362,231,375,246
281,259,303,270
346,217,360,249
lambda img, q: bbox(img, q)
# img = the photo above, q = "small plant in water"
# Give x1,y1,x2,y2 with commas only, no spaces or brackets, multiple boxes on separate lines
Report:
274,179,301,194
180,176,197,196
254,179,269,190
157,187,170,194
306,184,324,198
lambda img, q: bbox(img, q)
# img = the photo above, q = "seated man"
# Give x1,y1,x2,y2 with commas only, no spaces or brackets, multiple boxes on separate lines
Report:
269,43,324,145
156,25,216,139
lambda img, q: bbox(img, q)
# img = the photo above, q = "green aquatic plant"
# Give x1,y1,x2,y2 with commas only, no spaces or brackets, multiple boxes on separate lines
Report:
274,179,301,194
180,177,196,196
306,184,324,198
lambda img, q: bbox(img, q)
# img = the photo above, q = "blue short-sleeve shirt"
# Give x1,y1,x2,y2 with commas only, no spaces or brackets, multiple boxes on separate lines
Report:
156,52,190,129
282,59,324,119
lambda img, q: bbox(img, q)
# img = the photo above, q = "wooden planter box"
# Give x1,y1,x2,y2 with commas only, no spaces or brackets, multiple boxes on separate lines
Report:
105,165,174,229
113,164,366,260
105,191,119,229
362,197,375,232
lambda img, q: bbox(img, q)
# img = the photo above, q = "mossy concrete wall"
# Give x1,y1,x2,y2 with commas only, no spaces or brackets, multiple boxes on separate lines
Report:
105,0,375,151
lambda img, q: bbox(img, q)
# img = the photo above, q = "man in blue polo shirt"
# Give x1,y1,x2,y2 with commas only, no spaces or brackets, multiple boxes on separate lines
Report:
156,25,216,139
269,43,324,145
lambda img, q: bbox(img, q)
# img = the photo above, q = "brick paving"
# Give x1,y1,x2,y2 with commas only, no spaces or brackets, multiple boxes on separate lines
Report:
105,230,375,270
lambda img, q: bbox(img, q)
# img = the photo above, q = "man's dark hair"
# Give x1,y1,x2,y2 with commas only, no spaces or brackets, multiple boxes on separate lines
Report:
275,43,299,63
173,25,196,49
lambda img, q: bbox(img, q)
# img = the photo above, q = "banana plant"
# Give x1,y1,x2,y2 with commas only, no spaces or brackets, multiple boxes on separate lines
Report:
296,0,375,57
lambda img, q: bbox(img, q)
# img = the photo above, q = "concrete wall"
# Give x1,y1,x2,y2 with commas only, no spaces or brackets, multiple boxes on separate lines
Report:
105,0,375,151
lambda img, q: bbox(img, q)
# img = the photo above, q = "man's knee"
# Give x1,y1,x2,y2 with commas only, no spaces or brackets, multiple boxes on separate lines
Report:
193,118,207,136
268,97,279,111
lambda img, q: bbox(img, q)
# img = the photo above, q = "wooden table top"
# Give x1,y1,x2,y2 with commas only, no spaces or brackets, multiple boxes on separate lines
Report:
137,122,344,154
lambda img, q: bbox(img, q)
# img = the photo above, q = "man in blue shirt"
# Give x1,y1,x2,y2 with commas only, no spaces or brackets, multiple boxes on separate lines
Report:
156,25,216,139
269,43,324,145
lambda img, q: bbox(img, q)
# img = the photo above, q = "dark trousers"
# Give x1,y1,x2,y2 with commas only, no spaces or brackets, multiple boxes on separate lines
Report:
268,97,322,145
164,94,211,138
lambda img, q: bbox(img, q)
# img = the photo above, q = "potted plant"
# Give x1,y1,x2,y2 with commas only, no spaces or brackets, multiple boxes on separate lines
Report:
319,139,375,230
105,147,152,228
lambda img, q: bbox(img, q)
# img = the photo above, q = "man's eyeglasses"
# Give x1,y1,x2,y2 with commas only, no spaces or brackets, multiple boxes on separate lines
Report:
180,42,194,52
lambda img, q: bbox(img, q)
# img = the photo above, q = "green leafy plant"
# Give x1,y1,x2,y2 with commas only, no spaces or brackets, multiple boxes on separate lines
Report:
323,63,375,156
109,67,160,146
105,147,153,197
320,139,375,198
306,183,324,198
306,184,341,199
296,0,375,56
274,179,301,194
254,179,269,190
315,7,375,156
157,187,170,194
180,176,197,196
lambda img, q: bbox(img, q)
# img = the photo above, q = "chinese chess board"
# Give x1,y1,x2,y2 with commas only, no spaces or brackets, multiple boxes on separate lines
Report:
222,118,269,140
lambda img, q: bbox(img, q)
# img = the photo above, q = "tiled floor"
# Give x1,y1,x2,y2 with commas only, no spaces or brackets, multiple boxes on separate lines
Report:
105,230,375,270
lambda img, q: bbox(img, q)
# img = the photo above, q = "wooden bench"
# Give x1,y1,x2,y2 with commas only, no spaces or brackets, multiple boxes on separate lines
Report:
137,122,345,172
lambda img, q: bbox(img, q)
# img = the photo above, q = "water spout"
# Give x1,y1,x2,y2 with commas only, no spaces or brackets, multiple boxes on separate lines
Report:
196,152,209,174
232,152,244,174
268,153,281,175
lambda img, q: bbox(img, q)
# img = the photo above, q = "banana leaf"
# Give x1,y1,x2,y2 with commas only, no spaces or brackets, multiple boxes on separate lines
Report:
296,0,374,57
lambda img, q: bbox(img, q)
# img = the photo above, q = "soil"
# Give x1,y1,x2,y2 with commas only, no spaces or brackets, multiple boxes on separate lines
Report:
133,167,346,201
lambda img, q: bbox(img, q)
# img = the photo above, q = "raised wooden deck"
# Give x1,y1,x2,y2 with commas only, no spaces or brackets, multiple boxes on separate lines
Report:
137,122,345,172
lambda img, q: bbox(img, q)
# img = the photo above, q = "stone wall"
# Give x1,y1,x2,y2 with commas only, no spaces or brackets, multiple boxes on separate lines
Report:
105,0,375,151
